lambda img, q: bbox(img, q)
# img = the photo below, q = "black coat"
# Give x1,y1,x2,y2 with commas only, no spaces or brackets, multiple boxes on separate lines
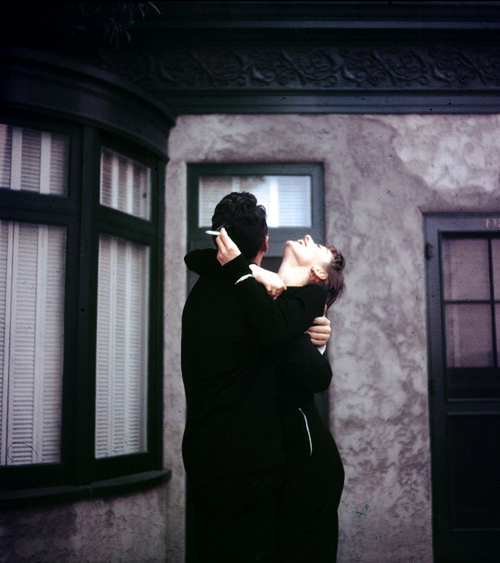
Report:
181,249,331,488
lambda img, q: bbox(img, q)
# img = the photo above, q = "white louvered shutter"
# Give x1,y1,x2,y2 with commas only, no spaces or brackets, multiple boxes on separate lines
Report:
100,148,151,220
0,124,68,195
0,221,66,465
95,235,149,458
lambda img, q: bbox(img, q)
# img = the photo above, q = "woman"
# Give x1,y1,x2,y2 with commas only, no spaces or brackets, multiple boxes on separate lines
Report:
216,228,346,562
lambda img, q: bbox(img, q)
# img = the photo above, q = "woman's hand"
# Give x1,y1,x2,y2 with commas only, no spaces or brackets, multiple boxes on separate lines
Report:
216,228,241,265
307,314,331,347
249,265,287,299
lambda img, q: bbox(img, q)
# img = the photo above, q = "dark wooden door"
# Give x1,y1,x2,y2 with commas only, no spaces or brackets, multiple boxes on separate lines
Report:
424,214,500,563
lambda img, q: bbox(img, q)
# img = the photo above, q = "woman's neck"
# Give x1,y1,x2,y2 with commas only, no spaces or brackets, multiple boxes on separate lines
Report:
277,263,309,287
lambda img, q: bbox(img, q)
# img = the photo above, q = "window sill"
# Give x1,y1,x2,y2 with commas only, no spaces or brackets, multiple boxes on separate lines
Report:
0,468,172,508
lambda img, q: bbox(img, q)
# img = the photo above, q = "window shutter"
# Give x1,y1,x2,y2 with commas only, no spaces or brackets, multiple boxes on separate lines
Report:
95,235,149,458
0,221,66,465
0,125,68,195
100,149,151,220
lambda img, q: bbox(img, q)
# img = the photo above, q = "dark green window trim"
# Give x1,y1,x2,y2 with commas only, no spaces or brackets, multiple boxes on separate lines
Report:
0,469,171,509
0,111,167,500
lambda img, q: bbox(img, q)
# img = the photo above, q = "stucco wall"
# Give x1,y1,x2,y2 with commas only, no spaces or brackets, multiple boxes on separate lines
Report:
4,114,497,563
0,485,171,563
165,113,500,563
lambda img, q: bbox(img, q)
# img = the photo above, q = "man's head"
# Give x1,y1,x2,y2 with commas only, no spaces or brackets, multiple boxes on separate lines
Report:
280,235,346,308
211,192,268,262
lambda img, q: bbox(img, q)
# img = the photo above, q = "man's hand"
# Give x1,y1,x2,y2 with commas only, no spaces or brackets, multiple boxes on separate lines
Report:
216,228,241,265
307,314,331,347
249,264,287,299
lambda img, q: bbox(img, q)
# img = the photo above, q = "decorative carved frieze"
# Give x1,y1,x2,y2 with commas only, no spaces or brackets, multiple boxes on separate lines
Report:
105,45,500,91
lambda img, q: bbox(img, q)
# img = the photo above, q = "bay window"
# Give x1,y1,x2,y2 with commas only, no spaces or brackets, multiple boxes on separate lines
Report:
0,115,166,501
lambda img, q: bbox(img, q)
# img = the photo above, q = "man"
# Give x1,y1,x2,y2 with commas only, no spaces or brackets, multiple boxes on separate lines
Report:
181,192,331,562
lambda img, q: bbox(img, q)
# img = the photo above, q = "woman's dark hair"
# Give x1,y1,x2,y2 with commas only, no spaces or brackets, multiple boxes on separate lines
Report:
320,245,346,309
211,192,268,261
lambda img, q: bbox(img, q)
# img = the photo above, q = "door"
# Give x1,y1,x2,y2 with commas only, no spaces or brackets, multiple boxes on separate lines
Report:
424,214,500,563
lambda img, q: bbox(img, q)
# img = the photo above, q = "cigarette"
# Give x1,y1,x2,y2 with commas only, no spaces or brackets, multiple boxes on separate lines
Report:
205,230,221,236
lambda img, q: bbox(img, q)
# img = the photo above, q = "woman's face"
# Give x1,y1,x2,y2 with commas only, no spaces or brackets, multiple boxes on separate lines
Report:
283,235,332,268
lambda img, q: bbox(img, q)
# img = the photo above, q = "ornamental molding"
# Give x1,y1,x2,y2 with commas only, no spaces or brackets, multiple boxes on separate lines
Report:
105,45,500,92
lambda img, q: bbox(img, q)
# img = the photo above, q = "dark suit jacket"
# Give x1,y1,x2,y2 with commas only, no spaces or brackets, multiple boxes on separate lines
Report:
181,249,330,488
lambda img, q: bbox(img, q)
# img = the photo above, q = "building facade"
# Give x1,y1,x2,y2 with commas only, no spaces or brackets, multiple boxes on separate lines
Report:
1,3,499,562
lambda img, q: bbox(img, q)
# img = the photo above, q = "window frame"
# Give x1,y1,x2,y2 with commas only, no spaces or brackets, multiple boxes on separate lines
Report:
0,113,167,502
186,162,329,425
187,162,324,258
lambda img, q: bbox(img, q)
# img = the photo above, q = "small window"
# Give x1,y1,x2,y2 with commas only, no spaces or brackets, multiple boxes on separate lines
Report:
198,175,312,228
187,163,330,426
188,163,324,261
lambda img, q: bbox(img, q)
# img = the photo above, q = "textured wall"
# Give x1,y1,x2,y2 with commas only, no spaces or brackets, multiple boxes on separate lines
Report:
0,485,171,563
165,113,500,563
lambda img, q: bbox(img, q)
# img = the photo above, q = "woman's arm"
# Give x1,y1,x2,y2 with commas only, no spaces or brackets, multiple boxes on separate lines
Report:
216,229,327,349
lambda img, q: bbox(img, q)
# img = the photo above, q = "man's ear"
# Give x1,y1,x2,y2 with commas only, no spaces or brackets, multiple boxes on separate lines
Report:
262,235,269,253
310,265,327,281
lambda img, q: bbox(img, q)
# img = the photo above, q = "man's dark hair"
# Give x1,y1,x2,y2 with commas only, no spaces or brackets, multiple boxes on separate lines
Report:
211,192,268,261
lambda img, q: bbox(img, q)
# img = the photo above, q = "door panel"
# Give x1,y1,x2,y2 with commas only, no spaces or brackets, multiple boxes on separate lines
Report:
425,214,500,563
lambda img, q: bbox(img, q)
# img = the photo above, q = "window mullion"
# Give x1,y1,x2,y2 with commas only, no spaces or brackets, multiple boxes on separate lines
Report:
72,125,99,485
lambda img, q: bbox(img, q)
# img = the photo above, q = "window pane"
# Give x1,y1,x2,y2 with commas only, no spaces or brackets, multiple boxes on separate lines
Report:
0,221,66,465
442,239,490,301
0,124,69,196
95,235,149,459
445,304,493,367
198,175,312,228
100,148,151,220
449,414,500,529
492,239,500,301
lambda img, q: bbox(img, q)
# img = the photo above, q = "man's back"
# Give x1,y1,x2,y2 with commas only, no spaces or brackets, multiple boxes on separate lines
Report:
181,267,284,489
